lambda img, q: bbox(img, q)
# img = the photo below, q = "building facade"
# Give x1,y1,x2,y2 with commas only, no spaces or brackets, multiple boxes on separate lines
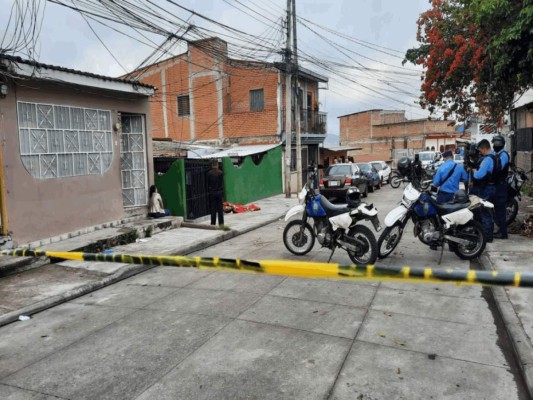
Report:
0,55,155,245
339,109,461,164
129,37,327,190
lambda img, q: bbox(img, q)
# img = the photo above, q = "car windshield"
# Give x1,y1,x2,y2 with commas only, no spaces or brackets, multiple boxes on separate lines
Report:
326,165,351,176
357,163,371,172
370,162,382,171
419,152,434,161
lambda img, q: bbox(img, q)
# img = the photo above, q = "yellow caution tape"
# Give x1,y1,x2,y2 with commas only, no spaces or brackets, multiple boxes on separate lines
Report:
2,248,531,288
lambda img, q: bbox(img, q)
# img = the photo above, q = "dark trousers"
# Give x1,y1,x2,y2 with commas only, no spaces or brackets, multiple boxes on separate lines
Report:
210,193,224,226
471,185,496,241
149,209,170,218
436,191,454,204
493,182,508,236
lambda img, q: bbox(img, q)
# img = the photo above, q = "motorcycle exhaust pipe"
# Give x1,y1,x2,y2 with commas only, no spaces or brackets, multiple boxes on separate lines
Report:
337,240,358,252
337,235,367,252
443,235,473,246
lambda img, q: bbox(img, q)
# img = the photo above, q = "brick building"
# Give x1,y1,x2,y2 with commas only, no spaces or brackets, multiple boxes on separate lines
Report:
128,37,328,172
338,109,461,164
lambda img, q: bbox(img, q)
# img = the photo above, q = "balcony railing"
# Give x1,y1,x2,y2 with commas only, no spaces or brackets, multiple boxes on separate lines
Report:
301,110,327,134
282,109,327,134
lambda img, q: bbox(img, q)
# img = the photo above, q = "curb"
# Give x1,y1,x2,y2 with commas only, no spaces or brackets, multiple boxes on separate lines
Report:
478,254,533,399
0,213,284,328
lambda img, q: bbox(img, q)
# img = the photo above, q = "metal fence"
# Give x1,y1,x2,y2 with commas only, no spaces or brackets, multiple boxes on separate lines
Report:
184,159,212,220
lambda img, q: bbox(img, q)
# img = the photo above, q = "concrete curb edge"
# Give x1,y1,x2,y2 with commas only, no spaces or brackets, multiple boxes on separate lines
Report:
478,253,533,399
0,213,285,328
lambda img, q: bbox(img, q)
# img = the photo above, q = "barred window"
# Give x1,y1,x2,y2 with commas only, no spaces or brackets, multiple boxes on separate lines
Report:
250,89,264,112
177,95,190,116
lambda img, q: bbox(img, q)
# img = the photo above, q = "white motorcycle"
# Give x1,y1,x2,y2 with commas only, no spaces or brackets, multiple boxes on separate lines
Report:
283,179,381,265
377,184,494,262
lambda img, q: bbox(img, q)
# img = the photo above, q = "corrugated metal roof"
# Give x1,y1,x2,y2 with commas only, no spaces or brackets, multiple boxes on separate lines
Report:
0,54,156,90
202,144,281,158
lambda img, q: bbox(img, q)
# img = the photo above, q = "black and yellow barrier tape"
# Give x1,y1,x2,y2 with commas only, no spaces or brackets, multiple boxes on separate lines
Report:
1,248,531,288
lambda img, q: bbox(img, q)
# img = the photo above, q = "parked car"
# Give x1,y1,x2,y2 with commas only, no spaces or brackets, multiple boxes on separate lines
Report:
418,151,442,167
370,160,392,184
357,162,381,192
319,163,369,199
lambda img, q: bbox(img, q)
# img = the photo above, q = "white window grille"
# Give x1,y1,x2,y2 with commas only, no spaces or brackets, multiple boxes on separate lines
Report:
120,114,148,207
17,102,113,179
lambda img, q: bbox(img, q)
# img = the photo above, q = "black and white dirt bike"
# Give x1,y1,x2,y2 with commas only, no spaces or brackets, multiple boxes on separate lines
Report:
283,180,381,265
506,167,531,225
377,183,494,262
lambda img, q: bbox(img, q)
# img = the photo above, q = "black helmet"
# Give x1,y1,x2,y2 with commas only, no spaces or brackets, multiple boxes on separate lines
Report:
492,135,505,150
467,142,480,161
397,157,411,175
453,189,468,203
346,187,362,207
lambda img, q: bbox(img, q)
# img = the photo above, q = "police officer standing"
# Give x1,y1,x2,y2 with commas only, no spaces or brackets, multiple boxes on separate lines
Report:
492,135,510,239
471,139,496,242
432,150,468,203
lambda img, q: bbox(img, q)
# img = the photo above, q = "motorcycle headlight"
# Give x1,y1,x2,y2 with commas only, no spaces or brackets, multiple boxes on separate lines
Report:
402,196,415,207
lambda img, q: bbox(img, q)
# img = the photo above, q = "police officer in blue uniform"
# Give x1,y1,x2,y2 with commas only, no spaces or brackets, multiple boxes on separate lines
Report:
492,135,510,239
433,150,468,203
471,139,496,242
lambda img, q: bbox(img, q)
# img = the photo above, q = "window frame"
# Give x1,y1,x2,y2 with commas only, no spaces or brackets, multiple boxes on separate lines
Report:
249,88,264,112
177,94,190,117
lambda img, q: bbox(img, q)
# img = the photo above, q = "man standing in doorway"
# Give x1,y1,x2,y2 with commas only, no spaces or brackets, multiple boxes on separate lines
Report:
208,160,224,226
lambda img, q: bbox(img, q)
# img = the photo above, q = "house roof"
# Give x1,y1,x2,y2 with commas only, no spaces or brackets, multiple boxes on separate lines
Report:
321,145,363,152
201,143,281,159
0,54,156,95
337,109,383,118
513,89,533,109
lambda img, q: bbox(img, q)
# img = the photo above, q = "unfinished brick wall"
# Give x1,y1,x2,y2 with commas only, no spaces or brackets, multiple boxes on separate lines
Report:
340,110,457,161
139,37,324,145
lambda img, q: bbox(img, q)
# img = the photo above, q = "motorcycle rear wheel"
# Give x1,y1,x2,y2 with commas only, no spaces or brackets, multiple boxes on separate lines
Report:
390,172,402,189
377,221,403,259
506,198,519,226
452,220,487,260
283,220,315,256
346,225,378,265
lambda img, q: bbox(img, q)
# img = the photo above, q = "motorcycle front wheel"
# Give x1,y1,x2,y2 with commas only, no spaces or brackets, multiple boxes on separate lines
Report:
506,198,519,226
377,221,403,259
283,220,315,256
451,220,487,260
346,225,378,265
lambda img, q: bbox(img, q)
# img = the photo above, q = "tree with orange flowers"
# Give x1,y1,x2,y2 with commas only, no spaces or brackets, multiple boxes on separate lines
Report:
405,0,533,123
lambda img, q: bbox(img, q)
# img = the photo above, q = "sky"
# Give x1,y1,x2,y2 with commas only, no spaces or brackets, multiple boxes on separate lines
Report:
0,0,434,143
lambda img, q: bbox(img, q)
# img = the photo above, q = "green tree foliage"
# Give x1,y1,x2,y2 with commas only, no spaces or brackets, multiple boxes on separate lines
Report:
405,0,533,122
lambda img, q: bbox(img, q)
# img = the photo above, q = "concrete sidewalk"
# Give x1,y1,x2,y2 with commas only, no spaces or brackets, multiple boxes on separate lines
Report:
0,194,296,327
478,195,533,396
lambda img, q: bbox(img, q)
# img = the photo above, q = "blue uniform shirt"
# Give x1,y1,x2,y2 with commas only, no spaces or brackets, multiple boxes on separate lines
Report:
433,158,468,194
473,151,494,180
498,149,509,168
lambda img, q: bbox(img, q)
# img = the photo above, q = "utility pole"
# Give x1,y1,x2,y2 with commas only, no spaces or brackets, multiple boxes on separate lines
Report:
292,0,302,191
284,0,293,197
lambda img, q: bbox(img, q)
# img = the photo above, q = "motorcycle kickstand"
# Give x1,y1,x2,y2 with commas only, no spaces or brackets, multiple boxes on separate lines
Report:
327,247,336,263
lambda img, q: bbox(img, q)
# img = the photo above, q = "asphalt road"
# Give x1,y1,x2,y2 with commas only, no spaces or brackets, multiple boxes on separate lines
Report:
0,184,529,400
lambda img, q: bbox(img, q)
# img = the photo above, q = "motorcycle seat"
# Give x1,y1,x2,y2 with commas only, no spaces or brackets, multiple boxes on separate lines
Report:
319,195,351,217
429,196,471,215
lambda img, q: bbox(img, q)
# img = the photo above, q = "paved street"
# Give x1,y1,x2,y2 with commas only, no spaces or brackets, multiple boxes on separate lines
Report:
0,185,529,399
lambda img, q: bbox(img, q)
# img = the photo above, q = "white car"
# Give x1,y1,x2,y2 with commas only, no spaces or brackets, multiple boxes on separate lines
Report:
418,151,442,167
370,161,392,184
